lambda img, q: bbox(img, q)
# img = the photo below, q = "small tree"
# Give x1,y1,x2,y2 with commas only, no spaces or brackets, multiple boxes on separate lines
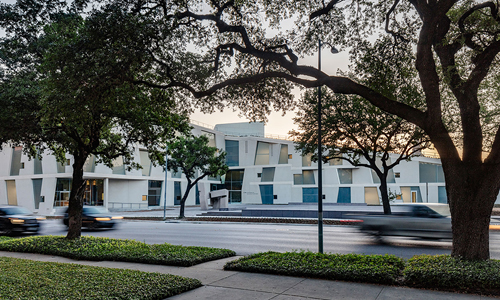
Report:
291,89,430,214
167,135,229,218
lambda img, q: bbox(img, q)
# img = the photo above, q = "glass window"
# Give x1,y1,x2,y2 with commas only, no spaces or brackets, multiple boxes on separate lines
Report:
112,156,125,175
293,174,303,185
303,170,315,184
32,179,43,209
338,169,353,184
83,155,95,173
148,180,162,206
224,170,244,202
140,150,151,176
255,142,270,165
364,187,379,205
261,167,275,182
84,180,104,206
54,178,71,207
302,188,318,203
10,146,22,176
419,162,444,183
278,144,288,164
225,140,239,166
302,153,312,167
172,167,182,179
438,186,447,204
34,151,43,175
174,181,182,205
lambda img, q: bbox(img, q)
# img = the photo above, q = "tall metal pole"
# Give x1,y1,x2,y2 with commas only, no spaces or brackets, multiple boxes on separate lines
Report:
318,39,324,254
163,146,168,220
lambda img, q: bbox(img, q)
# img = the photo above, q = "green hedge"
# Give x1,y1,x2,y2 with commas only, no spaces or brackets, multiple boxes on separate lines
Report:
0,235,235,266
0,257,201,299
224,251,405,285
404,255,500,294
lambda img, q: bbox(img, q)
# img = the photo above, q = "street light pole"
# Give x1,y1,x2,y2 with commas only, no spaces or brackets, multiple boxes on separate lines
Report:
163,146,168,221
317,39,324,254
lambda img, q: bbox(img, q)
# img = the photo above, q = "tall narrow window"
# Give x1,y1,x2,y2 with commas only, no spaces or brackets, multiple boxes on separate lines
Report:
225,140,239,166
148,181,162,206
34,152,43,175
278,144,288,164
32,179,43,209
255,142,270,165
10,146,22,176
140,150,151,176
83,155,96,173
302,153,312,167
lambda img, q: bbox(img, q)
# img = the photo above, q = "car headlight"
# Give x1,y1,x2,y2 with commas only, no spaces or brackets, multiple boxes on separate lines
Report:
9,218,25,224
36,217,46,221
111,216,123,220
95,217,111,221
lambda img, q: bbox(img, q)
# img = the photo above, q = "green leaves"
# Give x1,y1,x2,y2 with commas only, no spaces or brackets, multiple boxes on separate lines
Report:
0,235,236,267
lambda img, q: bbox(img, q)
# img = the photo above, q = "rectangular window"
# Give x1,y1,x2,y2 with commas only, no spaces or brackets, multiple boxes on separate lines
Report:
364,187,379,205
395,172,401,178
57,161,66,173
225,140,239,166
303,170,315,184
293,174,303,185
6,180,17,206
288,154,293,159
419,162,445,183
438,186,447,204
338,169,353,184
224,170,244,203
84,180,104,206
302,153,312,167
54,178,71,207
34,152,43,175
66,159,71,166
255,142,270,165
261,167,275,182
172,167,182,178
10,146,23,176
302,188,318,203
112,156,126,175
140,150,151,176
148,180,162,206
278,144,288,164
174,182,182,205
33,179,43,210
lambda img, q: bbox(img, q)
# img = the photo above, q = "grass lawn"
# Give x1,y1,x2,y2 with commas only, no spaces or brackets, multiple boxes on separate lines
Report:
0,235,235,266
0,257,201,299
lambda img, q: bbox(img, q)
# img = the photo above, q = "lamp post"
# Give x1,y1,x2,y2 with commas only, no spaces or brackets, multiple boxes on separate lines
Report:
163,146,168,221
317,39,338,254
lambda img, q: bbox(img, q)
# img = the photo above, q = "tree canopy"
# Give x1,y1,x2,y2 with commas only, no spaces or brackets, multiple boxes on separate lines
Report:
0,1,190,238
94,0,500,260
291,89,430,214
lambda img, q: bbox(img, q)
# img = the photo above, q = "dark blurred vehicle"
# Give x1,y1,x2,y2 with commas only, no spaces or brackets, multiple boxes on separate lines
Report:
63,206,123,229
0,206,44,235
355,203,452,241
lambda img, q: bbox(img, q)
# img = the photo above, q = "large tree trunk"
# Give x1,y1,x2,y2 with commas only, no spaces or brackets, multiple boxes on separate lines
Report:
444,162,500,260
378,177,392,215
66,153,88,239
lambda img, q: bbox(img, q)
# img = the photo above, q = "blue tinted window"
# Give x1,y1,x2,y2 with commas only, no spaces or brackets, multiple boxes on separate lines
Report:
225,140,239,166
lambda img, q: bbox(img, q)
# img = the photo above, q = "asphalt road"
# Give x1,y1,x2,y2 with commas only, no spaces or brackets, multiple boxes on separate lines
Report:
37,219,500,258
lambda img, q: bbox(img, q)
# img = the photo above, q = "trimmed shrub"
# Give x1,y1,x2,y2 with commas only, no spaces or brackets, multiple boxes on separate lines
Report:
224,251,405,285
404,255,500,294
0,235,235,266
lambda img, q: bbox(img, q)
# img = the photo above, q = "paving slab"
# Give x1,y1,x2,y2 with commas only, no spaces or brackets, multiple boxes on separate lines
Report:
167,286,277,300
283,278,384,300
210,272,306,294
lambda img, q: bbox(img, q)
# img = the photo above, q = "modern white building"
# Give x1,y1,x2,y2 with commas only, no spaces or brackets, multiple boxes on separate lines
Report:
1,121,493,215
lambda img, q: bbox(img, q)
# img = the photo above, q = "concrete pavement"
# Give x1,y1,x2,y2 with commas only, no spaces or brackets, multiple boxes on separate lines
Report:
0,251,495,299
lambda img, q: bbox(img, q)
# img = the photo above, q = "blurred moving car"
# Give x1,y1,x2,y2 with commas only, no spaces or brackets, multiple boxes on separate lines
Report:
0,206,44,235
63,206,123,229
355,203,452,241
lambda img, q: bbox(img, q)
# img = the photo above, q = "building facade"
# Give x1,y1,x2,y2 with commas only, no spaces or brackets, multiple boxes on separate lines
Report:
1,122,496,215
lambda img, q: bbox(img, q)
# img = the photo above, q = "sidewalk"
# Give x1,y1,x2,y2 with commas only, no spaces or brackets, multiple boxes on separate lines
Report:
0,251,494,299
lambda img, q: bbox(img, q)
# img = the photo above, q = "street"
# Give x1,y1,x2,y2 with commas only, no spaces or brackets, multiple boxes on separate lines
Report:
35,219,500,259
